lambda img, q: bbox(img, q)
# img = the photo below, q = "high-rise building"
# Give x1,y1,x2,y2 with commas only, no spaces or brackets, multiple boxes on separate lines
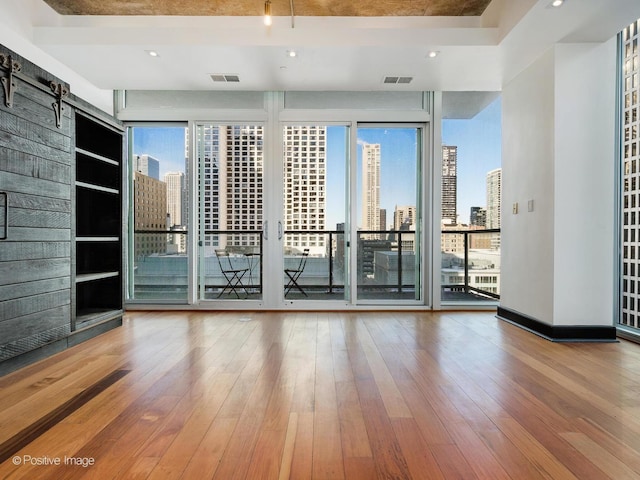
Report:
394,205,416,231
622,20,640,329
134,154,160,180
486,168,502,229
194,125,264,253
164,171,185,227
442,146,457,225
470,206,486,227
134,172,167,256
192,125,327,256
393,205,416,252
283,126,327,255
362,143,381,233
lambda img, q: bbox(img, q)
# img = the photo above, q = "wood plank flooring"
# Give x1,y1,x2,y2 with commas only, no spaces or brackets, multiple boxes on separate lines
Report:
1,311,640,479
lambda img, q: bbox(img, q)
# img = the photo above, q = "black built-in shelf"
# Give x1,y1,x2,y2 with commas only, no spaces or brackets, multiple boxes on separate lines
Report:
75,113,123,161
74,111,123,328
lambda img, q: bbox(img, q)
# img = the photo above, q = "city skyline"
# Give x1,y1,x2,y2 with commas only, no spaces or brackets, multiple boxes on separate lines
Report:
131,97,501,229
361,143,381,232
442,145,457,224
443,97,502,223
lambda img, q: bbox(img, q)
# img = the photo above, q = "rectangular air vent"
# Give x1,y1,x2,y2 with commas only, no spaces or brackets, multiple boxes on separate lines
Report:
210,74,240,83
383,76,413,84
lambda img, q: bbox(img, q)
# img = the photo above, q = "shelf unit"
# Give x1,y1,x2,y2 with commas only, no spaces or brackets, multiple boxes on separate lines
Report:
74,112,124,330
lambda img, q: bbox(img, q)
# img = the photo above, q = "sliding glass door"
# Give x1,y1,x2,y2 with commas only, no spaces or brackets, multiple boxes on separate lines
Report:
196,124,264,301
355,125,423,303
127,121,425,307
282,125,349,301
127,125,189,302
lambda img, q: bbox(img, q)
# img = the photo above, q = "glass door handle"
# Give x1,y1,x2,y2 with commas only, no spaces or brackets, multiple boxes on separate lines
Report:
278,221,283,240
263,220,268,240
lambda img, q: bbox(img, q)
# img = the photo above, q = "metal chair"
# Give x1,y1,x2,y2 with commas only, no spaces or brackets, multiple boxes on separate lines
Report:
215,249,249,298
284,248,310,297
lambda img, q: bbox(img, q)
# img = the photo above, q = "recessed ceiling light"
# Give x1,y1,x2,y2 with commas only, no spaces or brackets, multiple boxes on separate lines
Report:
550,0,564,7
287,50,298,58
427,51,440,58
145,50,159,57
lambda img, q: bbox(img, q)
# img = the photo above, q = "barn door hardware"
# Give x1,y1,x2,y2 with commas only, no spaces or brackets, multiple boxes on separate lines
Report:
50,81,69,129
0,54,21,108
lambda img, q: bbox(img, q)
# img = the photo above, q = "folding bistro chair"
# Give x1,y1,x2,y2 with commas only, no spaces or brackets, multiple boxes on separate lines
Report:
216,249,249,298
285,248,310,297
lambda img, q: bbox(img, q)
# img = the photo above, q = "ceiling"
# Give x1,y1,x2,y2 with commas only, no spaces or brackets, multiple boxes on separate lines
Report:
41,0,493,17
2,0,639,99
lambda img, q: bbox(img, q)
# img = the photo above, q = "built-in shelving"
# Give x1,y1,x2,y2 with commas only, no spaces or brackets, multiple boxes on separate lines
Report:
74,112,123,330
0,42,125,375
76,272,120,283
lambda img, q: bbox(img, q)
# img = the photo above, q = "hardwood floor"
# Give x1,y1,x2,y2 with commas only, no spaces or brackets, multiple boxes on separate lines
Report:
1,311,640,479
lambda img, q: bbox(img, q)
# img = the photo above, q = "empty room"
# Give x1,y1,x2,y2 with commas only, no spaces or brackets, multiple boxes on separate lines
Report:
2,0,640,478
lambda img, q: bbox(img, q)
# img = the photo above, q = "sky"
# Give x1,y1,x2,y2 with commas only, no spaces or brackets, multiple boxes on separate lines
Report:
323,126,420,229
131,96,501,227
131,127,186,178
442,96,502,223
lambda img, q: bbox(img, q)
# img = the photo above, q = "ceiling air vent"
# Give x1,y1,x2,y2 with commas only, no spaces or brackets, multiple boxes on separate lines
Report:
383,76,413,84
210,74,240,83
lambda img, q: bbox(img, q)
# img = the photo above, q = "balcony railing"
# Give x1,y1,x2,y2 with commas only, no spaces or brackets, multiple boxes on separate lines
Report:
201,230,263,298
284,229,419,300
130,228,501,302
441,228,500,301
130,229,189,300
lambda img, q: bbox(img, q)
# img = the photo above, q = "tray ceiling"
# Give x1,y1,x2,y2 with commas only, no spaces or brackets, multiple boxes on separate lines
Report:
40,0,492,17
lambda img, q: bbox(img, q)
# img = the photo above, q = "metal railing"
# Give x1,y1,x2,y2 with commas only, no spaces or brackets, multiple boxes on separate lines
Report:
130,227,501,301
441,228,500,300
284,229,418,297
201,230,263,295
283,230,345,294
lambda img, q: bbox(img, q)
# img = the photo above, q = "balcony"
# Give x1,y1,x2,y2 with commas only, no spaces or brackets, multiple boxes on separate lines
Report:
441,228,500,304
129,228,500,304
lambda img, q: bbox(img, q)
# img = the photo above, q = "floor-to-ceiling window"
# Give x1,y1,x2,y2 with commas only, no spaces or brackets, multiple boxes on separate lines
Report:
196,123,264,301
122,91,435,309
621,19,640,332
282,125,349,301
355,125,423,302
127,125,188,302
440,93,502,305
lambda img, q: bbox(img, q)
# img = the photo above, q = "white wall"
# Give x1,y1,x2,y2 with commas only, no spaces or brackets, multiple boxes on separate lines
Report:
501,39,617,327
0,0,113,113
553,40,616,326
501,48,556,325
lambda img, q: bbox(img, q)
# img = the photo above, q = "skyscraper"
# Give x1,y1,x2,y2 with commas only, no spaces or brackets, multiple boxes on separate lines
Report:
164,171,185,227
194,125,264,253
442,146,457,225
486,168,502,229
470,206,486,227
192,125,328,255
283,126,327,255
362,143,381,233
622,19,640,329
394,205,416,231
134,154,160,180
393,205,416,252
133,172,167,256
